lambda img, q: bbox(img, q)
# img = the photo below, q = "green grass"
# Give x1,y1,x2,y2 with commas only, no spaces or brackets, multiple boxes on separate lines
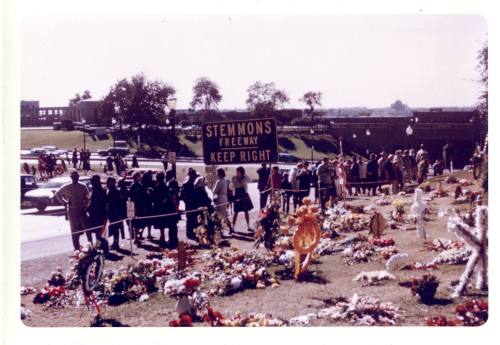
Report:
21,129,341,160
21,129,116,152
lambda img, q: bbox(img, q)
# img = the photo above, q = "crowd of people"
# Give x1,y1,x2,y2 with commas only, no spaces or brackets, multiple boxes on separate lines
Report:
255,145,437,214
47,142,457,252
54,165,258,252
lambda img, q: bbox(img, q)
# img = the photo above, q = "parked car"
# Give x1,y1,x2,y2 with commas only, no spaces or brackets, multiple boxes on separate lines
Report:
42,146,68,157
24,176,92,212
107,147,130,156
30,147,48,156
278,153,301,163
21,174,38,205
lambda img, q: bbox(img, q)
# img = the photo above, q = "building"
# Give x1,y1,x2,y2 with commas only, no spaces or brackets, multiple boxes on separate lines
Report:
20,99,103,126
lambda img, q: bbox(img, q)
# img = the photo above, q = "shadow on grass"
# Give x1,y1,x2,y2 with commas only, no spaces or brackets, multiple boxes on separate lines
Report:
421,297,454,306
90,316,129,327
275,269,329,284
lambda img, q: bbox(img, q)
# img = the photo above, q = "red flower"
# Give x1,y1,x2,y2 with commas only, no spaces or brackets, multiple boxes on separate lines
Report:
179,314,193,327
184,278,200,289
169,319,180,327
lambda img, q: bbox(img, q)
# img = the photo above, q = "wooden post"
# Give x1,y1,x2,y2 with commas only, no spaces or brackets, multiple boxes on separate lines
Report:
177,241,186,271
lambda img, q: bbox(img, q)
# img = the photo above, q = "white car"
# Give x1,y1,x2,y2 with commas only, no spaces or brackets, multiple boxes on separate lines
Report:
24,176,92,212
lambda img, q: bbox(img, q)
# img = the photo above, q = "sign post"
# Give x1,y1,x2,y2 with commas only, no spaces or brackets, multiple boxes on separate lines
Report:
201,118,278,165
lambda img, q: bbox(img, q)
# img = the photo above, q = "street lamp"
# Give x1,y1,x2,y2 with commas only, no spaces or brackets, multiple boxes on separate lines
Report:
81,118,86,151
111,117,117,151
365,129,371,154
406,125,413,149
167,97,178,179
310,128,315,163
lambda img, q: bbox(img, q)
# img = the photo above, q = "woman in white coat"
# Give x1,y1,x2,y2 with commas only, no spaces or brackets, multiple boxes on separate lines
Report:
212,168,234,234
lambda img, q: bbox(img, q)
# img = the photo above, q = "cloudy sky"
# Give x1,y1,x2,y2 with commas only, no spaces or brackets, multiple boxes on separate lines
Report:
21,15,487,109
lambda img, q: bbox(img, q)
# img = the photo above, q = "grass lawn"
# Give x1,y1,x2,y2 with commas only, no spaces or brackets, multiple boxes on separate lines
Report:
21,129,342,160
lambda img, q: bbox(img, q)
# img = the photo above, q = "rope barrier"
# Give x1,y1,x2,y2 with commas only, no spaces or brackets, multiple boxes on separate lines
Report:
30,179,403,243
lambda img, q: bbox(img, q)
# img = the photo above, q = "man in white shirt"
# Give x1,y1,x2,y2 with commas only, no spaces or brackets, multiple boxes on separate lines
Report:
55,171,91,250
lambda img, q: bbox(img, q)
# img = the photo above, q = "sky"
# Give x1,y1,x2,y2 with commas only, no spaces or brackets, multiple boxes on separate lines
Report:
21,15,487,109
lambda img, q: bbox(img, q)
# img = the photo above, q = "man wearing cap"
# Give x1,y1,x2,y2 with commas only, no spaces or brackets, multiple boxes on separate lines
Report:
55,170,91,250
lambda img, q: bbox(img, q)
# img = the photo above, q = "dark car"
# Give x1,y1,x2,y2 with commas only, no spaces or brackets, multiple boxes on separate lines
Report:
278,153,301,163
21,174,38,205
107,147,130,156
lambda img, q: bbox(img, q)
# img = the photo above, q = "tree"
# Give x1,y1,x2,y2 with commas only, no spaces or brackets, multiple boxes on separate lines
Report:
190,77,222,113
69,90,92,106
299,91,322,112
477,41,488,117
101,73,175,128
246,81,289,117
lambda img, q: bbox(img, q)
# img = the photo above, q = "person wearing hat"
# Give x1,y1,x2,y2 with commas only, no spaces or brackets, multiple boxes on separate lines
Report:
55,170,91,250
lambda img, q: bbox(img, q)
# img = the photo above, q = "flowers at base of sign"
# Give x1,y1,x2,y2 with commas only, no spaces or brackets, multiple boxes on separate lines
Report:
426,299,488,326
398,274,439,304
353,270,395,286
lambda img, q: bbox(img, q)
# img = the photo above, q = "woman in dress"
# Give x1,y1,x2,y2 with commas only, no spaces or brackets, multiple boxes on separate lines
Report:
106,177,125,250
231,166,254,232
212,168,233,234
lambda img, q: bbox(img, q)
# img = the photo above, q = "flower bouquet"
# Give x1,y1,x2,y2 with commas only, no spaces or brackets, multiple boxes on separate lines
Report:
399,274,439,304
426,299,488,326
195,208,223,248
391,199,406,222
254,202,282,250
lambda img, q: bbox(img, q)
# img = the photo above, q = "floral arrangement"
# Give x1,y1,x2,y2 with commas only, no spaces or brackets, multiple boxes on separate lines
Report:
369,238,395,247
254,202,282,250
459,179,472,187
431,248,471,265
444,175,458,184
290,293,400,326
405,262,438,271
201,248,279,295
419,181,432,192
169,314,194,327
386,253,411,271
343,243,375,265
353,270,395,285
32,286,70,308
217,312,288,327
202,307,225,326
377,246,400,260
374,195,392,206
47,268,66,287
426,299,488,326
423,238,464,252
21,286,37,295
21,306,32,320
163,273,202,298
195,208,223,248
323,204,370,233
399,274,439,304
